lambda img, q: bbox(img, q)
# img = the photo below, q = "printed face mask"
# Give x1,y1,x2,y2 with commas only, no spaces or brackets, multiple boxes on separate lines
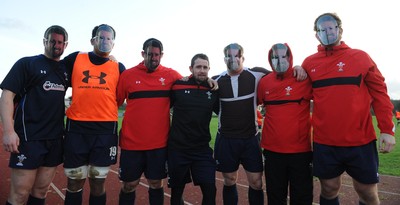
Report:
93,26,115,53
271,44,289,73
316,15,339,46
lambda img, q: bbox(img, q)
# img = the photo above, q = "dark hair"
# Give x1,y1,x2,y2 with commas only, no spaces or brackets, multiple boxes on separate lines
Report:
314,12,342,32
223,43,243,57
44,25,68,42
92,24,116,39
190,53,209,67
143,38,163,52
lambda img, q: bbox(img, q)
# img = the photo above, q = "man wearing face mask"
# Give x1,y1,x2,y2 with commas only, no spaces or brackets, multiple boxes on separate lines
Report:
62,24,126,205
302,13,395,205
257,43,313,205
212,43,307,205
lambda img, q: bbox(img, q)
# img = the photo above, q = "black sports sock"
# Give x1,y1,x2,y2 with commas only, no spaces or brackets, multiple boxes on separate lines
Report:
223,184,238,205
248,187,264,205
27,195,45,205
119,190,136,205
320,196,339,205
89,193,106,205
200,183,216,205
149,187,164,205
64,190,83,205
170,186,184,205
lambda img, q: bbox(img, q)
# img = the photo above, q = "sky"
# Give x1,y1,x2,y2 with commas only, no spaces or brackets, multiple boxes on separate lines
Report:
1,0,399,99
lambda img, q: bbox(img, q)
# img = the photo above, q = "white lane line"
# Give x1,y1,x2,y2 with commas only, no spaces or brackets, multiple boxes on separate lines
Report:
50,182,65,200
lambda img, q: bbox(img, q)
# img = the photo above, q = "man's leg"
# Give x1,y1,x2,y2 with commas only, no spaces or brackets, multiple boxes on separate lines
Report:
119,180,139,205
200,183,216,205
246,171,264,205
319,176,341,205
170,185,185,205
148,179,164,205
8,169,37,205
88,177,107,205
353,179,379,205
222,171,238,205
28,166,58,205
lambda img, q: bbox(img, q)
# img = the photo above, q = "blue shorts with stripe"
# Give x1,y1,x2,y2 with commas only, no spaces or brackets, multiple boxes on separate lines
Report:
313,140,379,184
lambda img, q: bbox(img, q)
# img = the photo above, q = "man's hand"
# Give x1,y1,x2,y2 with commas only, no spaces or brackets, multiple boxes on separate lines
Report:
379,133,396,153
3,131,20,153
109,55,118,62
180,76,189,81
207,78,219,91
293,65,307,81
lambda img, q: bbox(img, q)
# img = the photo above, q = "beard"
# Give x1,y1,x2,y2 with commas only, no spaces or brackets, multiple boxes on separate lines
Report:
145,60,159,72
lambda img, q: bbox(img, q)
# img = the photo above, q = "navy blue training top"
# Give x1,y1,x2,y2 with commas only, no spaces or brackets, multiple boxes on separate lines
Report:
0,54,68,141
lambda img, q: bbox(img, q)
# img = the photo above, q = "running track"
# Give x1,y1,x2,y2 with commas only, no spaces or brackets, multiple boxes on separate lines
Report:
1,126,400,204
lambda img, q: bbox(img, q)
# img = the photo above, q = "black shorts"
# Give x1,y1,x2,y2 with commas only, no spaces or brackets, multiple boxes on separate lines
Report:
214,133,263,173
263,150,313,204
313,141,379,184
9,138,63,169
63,132,118,168
119,147,167,182
167,147,216,188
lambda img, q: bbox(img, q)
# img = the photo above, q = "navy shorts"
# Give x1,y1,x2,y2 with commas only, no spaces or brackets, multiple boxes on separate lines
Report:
167,147,216,188
313,140,379,184
63,132,118,168
214,133,263,173
119,147,167,182
9,139,63,169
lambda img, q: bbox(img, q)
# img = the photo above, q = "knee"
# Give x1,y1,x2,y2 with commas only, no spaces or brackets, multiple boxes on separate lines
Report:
248,178,263,190
89,178,106,196
10,191,30,205
66,178,86,192
147,179,163,189
30,187,49,198
320,181,341,198
121,180,139,193
354,183,379,204
222,173,237,186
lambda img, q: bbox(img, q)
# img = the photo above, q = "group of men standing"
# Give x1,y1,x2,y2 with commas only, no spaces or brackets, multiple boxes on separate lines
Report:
0,12,396,205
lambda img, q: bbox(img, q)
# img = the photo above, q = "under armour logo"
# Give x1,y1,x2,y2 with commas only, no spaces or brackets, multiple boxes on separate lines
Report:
185,90,190,94
40,70,46,74
82,70,107,84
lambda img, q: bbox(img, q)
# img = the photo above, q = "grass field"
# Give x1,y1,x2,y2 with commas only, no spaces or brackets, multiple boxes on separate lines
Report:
207,116,400,176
